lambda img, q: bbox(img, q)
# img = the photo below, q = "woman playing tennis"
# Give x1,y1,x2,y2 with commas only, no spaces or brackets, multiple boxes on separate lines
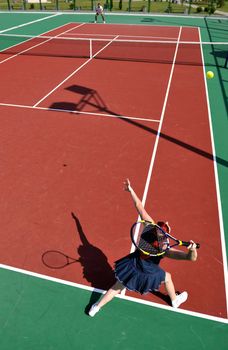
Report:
94,3,106,23
89,179,197,317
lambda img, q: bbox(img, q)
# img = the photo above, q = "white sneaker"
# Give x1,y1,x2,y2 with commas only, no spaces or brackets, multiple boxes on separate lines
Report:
94,21,97,23
103,21,106,23
88,303,100,317
172,291,188,308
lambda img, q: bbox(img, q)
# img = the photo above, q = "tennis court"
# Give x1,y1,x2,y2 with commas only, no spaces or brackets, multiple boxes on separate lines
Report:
0,11,228,350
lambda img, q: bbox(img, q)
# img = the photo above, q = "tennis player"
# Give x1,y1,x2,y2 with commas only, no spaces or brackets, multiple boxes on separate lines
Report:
88,179,197,317
94,3,106,23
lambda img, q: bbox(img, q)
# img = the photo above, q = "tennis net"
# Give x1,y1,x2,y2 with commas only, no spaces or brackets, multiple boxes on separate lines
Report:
0,33,227,67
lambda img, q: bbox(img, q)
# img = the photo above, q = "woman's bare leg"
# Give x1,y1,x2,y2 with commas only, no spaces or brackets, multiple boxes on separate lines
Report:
164,272,177,302
97,280,125,308
88,280,125,316
164,272,188,308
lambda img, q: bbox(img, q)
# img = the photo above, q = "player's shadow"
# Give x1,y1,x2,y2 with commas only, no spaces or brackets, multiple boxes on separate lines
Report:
71,212,116,314
152,290,182,306
151,291,172,306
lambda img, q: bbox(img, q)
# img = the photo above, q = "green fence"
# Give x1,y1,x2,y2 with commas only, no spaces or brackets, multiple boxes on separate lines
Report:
0,0,223,15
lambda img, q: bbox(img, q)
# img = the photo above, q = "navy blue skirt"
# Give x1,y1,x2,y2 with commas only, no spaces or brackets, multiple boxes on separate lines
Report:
114,251,166,294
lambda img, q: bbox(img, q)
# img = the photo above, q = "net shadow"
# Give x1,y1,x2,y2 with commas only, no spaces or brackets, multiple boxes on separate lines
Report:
119,116,228,168
48,83,228,168
49,84,113,114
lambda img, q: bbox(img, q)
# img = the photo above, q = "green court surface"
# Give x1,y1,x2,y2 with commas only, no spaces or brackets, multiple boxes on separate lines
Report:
0,11,228,350
1,268,228,350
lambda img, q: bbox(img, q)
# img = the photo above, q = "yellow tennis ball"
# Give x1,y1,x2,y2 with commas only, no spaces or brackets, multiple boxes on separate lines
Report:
206,71,214,79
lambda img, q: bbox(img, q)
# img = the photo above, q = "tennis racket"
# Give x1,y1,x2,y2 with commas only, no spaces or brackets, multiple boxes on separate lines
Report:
130,220,200,257
42,250,79,269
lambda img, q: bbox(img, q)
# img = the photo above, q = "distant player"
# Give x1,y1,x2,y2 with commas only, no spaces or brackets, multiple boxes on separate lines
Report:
94,3,106,23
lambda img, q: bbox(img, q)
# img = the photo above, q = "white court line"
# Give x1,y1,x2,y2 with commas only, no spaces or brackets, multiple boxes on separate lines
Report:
128,27,183,254
199,28,228,318
1,19,227,320
0,10,225,21
0,13,61,34
64,33,179,41
1,263,227,324
3,33,223,45
0,102,160,123
0,23,86,65
0,24,227,323
0,23,80,54
33,34,120,107
120,26,183,297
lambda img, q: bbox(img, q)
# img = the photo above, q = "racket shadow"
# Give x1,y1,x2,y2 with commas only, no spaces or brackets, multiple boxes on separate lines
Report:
71,212,116,314
42,250,79,269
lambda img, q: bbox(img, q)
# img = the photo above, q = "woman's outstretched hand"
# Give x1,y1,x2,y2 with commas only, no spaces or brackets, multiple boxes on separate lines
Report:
123,178,131,192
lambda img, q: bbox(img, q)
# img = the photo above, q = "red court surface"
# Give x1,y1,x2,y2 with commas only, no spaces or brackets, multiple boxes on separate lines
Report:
0,22,227,321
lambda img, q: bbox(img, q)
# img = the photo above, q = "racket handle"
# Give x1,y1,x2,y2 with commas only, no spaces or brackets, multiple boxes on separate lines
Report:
180,241,200,249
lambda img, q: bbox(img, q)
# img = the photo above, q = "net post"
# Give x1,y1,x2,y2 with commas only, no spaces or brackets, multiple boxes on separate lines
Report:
90,39,92,59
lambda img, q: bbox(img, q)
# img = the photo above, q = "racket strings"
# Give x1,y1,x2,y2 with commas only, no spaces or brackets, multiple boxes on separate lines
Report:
138,237,158,254
157,229,170,251
138,225,163,254
136,224,169,255
132,221,199,257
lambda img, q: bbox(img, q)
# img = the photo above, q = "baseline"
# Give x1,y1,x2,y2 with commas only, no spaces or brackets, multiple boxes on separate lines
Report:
1,263,227,324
